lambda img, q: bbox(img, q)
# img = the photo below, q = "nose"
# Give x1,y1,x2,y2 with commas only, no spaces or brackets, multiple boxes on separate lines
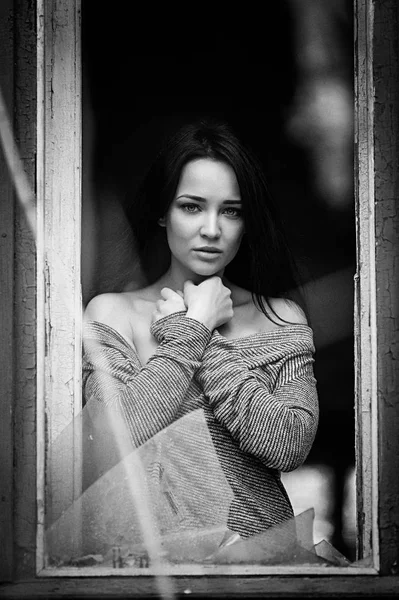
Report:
200,212,221,239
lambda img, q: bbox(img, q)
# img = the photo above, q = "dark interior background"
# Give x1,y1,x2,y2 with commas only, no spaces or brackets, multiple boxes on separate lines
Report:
81,1,356,560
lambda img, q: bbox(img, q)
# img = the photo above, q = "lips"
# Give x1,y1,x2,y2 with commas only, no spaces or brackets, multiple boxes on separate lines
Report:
194,247,222,253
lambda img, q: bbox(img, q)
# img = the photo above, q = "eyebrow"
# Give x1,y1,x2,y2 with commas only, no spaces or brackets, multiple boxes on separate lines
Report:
176,194,242,204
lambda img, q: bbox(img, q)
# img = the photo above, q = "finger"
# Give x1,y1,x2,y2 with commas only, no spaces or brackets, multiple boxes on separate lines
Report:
155,299,164,311
183,280,195,294
160,287,177,300
176,290,184,298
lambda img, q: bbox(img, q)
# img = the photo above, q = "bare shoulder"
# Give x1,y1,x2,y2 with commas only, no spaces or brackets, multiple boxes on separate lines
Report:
84,287,158,352
229,282,307,326
85,292,126,322
268,297,308,326
84,291,137,342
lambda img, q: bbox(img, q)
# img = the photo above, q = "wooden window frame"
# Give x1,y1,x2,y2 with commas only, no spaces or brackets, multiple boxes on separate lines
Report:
0,0,398,596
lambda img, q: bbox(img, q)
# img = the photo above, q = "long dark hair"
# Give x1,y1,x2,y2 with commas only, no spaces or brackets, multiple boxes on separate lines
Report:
124,118,306,323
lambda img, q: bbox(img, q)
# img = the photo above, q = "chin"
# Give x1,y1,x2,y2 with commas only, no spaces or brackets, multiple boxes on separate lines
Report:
177,256,226,280
190,267,224,280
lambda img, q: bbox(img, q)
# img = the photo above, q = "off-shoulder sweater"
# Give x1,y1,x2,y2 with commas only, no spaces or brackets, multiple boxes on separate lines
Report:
82,312,319,539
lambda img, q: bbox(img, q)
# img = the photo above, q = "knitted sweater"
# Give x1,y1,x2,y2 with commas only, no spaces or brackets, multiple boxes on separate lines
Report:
82,311,319,539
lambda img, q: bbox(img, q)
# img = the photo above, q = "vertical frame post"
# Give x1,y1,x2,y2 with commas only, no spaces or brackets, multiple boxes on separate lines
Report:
36,0,82,571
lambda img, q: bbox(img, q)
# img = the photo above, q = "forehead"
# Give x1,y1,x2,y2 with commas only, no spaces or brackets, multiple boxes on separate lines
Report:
176,158,241,199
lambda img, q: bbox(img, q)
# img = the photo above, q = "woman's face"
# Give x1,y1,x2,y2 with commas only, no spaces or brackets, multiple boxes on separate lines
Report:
163,158,245,280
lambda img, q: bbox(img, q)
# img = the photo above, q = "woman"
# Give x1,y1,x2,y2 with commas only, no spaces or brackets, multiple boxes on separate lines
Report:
82,118,319,560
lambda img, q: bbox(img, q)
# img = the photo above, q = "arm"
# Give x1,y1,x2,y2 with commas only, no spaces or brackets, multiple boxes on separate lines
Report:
196,331,319,472
83,312,212,447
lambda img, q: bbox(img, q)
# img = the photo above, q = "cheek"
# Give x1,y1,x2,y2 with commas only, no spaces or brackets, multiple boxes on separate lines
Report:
166,213,191,245
229,224,245,249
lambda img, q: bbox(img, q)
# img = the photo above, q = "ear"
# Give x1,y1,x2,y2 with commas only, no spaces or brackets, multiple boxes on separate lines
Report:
158,216,166,227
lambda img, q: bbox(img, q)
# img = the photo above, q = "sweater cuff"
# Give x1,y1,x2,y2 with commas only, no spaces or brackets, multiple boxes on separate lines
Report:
150,311,212,346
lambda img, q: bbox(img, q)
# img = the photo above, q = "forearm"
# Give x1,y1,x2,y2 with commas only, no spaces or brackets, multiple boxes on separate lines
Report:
197,333,319,471
83,313,212,447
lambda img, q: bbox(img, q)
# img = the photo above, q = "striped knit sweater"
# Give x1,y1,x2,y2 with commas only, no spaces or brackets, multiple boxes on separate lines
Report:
82,311,319,540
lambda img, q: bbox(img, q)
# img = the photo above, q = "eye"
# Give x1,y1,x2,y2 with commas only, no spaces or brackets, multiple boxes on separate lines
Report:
223,207,242,218
181,203,201,213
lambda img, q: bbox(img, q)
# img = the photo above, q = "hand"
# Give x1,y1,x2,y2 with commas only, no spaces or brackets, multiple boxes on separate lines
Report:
183,277,234,330
152,287,186,323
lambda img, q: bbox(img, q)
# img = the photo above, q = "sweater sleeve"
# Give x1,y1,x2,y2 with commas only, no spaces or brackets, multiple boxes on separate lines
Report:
196,330,319,472
83,312,212,447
